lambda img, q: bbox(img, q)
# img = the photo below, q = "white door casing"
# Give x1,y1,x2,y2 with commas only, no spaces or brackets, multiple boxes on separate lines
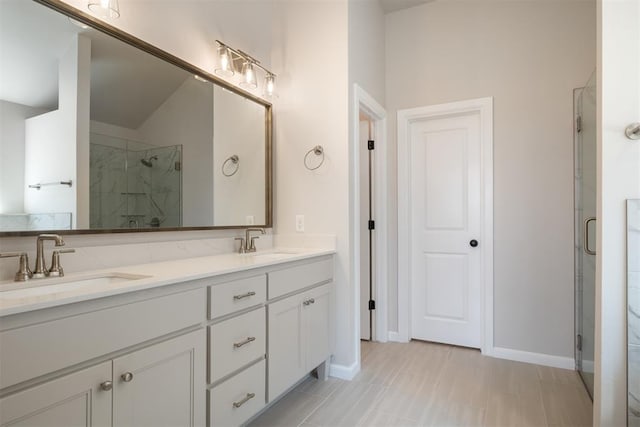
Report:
397,97,493,354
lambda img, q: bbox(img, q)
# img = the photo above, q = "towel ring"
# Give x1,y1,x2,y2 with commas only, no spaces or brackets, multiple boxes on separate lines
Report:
222,155,239,177
304,145,325,171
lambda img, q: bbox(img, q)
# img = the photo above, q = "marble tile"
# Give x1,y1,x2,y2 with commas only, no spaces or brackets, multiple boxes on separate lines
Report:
630,345,640,420
0,213,72,232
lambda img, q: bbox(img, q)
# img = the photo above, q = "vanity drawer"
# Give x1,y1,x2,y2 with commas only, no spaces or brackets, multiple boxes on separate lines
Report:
209,307,265,384
268,258,333,300
209,359,265,427
209,275,266,319
0,288,205,390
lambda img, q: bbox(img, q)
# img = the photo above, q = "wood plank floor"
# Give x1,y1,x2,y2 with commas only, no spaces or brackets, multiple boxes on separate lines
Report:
249,340,593,427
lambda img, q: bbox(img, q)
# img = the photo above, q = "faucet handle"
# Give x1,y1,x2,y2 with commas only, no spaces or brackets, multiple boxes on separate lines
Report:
249,236,260,251
49,249,75,277
0,252,33,282
235,237,246,254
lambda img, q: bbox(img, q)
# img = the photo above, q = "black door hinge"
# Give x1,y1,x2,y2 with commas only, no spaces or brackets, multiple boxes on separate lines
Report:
368,220,375,230
576,116,582,133
368,300,376,310
576,334,582,351
368,140,375,150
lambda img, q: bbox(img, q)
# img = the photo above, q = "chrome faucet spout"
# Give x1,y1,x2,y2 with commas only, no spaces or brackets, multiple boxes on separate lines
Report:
33,234,65,279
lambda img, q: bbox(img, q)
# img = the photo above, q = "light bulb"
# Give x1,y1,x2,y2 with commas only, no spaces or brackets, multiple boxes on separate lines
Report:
264,74,276,97
240,62,257,89
215,45,235,77
88,0,120,18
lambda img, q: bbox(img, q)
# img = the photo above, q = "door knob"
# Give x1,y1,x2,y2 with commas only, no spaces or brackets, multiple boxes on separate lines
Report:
469,239,478,248
100,381,113,391
121,372,134,382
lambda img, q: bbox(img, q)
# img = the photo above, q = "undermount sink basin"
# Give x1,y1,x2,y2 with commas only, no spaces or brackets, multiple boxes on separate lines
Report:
0,273,150,299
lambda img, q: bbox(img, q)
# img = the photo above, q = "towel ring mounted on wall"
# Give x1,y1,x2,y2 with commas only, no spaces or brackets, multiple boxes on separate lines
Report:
304,145,325,171
222,155,240,177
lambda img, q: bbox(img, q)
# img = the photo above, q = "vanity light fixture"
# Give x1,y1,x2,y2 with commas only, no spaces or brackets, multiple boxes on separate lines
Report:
215,40,276,96
88,0,120,18
264,73,276,97
215,45,236,77
240,61,258,89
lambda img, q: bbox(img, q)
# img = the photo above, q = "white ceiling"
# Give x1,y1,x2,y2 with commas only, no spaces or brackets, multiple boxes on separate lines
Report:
0,0,189,129
379,0,435,14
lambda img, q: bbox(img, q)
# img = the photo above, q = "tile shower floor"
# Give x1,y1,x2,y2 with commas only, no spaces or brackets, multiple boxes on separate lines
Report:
249,340,592,427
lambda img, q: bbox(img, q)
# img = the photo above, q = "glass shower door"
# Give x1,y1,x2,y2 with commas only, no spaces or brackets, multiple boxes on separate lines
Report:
575,71,596,398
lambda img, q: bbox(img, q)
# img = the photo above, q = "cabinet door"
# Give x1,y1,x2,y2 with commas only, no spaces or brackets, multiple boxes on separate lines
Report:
303,283,333,370
267,294,305,401
0,362,111,427
113,329,205,427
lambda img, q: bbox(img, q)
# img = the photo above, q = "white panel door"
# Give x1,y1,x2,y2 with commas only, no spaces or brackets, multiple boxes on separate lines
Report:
409,111,482,348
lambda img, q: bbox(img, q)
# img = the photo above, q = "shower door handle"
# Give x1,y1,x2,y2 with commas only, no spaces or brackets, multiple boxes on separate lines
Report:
583,217,596,255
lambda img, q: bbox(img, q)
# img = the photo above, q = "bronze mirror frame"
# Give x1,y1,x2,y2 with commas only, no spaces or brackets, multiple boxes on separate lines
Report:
1,0,272,236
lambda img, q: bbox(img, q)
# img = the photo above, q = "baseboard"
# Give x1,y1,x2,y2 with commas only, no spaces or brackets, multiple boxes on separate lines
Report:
491,346,575,370
329,361,360,380
581,359,594,373
387,331,409,343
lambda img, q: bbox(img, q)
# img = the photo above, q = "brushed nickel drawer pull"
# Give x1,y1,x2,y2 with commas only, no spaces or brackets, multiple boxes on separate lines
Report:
121,372,134,382
233,291,256,300
232,392,255,408
233,336,256,348
309,298,315,304
100,381,113,391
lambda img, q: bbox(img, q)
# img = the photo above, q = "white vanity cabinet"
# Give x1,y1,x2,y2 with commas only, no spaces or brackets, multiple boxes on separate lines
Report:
267,258,334,402
0,287,206,427
112,329,204,427
207,274,268,427
0,251,334,427
0,362,112,427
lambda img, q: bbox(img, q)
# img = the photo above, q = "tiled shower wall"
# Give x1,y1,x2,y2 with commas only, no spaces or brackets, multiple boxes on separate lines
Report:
89,134,182,229
629,200,640,426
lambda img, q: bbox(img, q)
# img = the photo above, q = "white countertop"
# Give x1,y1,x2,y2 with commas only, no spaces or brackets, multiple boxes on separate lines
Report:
0,248,335,317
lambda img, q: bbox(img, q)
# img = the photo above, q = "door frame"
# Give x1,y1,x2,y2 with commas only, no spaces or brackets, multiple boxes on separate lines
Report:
397,97,494,355
352,84,388,349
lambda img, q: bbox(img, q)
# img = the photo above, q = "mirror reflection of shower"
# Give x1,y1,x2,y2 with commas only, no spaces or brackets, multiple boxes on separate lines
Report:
89,134,182,230
140,155,158,168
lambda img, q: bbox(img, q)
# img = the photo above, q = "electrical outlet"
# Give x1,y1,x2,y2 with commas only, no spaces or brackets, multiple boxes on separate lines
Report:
295,215,305,232
245,215,255,225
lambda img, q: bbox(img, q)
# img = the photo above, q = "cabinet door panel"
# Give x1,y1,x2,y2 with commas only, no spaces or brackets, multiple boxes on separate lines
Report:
0,362,111,427
267,295,304,401
113,329,205,427
304,283,333,370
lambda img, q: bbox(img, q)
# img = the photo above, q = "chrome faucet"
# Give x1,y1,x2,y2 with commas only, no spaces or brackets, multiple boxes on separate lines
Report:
33,234,66,278
236,228,266,254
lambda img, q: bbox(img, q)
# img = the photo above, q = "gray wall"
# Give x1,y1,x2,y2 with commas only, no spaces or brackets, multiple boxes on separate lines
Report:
385,0,596,358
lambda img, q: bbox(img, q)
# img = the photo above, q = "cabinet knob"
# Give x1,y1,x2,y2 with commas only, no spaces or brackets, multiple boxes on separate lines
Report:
121,372,134,382
100,381,113,391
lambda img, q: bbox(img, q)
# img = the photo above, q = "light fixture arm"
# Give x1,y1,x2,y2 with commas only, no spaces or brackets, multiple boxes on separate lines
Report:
215,40,276,77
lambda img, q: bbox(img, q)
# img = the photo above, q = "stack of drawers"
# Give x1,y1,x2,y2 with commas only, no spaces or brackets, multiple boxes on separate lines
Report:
207,275,267,426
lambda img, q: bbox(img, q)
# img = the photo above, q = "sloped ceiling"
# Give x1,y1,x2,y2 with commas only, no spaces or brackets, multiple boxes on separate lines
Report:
0,0,189,129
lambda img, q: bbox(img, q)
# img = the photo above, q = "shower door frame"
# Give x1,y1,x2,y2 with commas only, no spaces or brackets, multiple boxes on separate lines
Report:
573,85,595,400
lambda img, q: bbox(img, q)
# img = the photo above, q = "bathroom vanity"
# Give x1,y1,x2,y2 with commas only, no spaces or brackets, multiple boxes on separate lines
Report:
0,250,334,426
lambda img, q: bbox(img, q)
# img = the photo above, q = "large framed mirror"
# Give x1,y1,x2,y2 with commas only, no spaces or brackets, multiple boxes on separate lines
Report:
0,0,272,235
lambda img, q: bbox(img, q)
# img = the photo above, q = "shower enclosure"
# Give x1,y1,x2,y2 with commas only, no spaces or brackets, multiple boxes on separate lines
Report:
574,71,596,398
89,133,182,229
